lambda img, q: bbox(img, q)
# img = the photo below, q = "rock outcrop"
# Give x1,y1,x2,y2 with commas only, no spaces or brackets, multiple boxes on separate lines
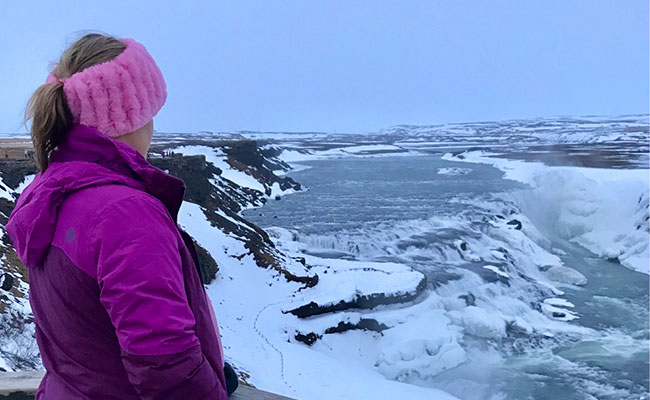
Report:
150,151,316,287
286,277,427,318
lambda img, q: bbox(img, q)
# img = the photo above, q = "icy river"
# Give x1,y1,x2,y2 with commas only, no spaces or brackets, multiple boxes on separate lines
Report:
245,154,649,400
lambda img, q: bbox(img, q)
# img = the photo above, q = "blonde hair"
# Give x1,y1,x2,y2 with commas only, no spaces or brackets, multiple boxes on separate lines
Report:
25,33,127,172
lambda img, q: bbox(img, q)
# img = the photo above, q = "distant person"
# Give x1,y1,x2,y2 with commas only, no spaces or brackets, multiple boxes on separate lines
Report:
24,149,28,159
6,34,236,399
5,150,8,158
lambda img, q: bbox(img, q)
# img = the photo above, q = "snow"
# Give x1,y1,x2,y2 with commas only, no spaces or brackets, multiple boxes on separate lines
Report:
261,207,598,396
442,151,547,185
543,265,588,286
483,265,510,279
284,258,425,311
444,150,650,274
276,149,316,163
178,201,459,399
438,167,472,176
541,299,579,322
15,174,35,194
448,306,507,339
543,298,575,308
276,144,413,166
0,355,9,372
375,311,467,381
332,144,404,154
0,176,15,200
384,115,649,145
268,181,299,199
0,173,36,203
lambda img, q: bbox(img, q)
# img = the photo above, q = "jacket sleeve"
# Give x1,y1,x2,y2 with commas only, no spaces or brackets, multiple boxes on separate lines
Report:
91,194,228,400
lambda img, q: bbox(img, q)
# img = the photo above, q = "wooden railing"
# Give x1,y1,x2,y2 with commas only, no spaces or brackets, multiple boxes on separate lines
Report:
0,371,296,400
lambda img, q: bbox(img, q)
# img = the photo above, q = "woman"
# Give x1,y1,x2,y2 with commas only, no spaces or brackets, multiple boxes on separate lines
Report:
6,34,237,399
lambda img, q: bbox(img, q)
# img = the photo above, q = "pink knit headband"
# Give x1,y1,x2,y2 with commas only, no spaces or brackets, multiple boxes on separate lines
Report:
46,38,167,138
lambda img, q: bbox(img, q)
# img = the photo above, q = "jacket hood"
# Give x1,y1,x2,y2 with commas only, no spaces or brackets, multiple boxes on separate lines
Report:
6,125,185,269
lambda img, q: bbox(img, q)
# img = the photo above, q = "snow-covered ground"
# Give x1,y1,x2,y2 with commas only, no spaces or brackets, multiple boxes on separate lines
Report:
379,114,649,145
178,201,459,400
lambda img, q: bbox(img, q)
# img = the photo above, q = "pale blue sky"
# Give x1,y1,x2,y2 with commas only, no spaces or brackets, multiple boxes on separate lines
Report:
1,1,648,133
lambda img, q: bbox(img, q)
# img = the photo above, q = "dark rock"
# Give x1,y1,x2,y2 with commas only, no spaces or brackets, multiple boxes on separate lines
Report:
224,362,239,396
1,273,13,291
0,198,17,227
295,332,321,346
459,292,476,306
507,219,522,230
222,140,302,196
0,159,37,190
0,390,35,399
151,155,231,206
151,154,318,287
226,140,264,169
194,241,219,284
505,321,531,337
324,318,388,334
286,277,426,318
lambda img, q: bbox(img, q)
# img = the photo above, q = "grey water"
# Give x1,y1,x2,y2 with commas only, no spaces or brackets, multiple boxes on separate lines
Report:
257,156,522,229
244,154,649,400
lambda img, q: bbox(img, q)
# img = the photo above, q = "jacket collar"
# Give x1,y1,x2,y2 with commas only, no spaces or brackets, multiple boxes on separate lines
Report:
51,124,185,222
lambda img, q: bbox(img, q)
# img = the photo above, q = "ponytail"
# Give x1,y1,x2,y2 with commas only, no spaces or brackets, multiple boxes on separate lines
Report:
25,81,73,172
24,33,126,172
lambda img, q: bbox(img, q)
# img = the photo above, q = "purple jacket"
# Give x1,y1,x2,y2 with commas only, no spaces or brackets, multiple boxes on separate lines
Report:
6,125,229,400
